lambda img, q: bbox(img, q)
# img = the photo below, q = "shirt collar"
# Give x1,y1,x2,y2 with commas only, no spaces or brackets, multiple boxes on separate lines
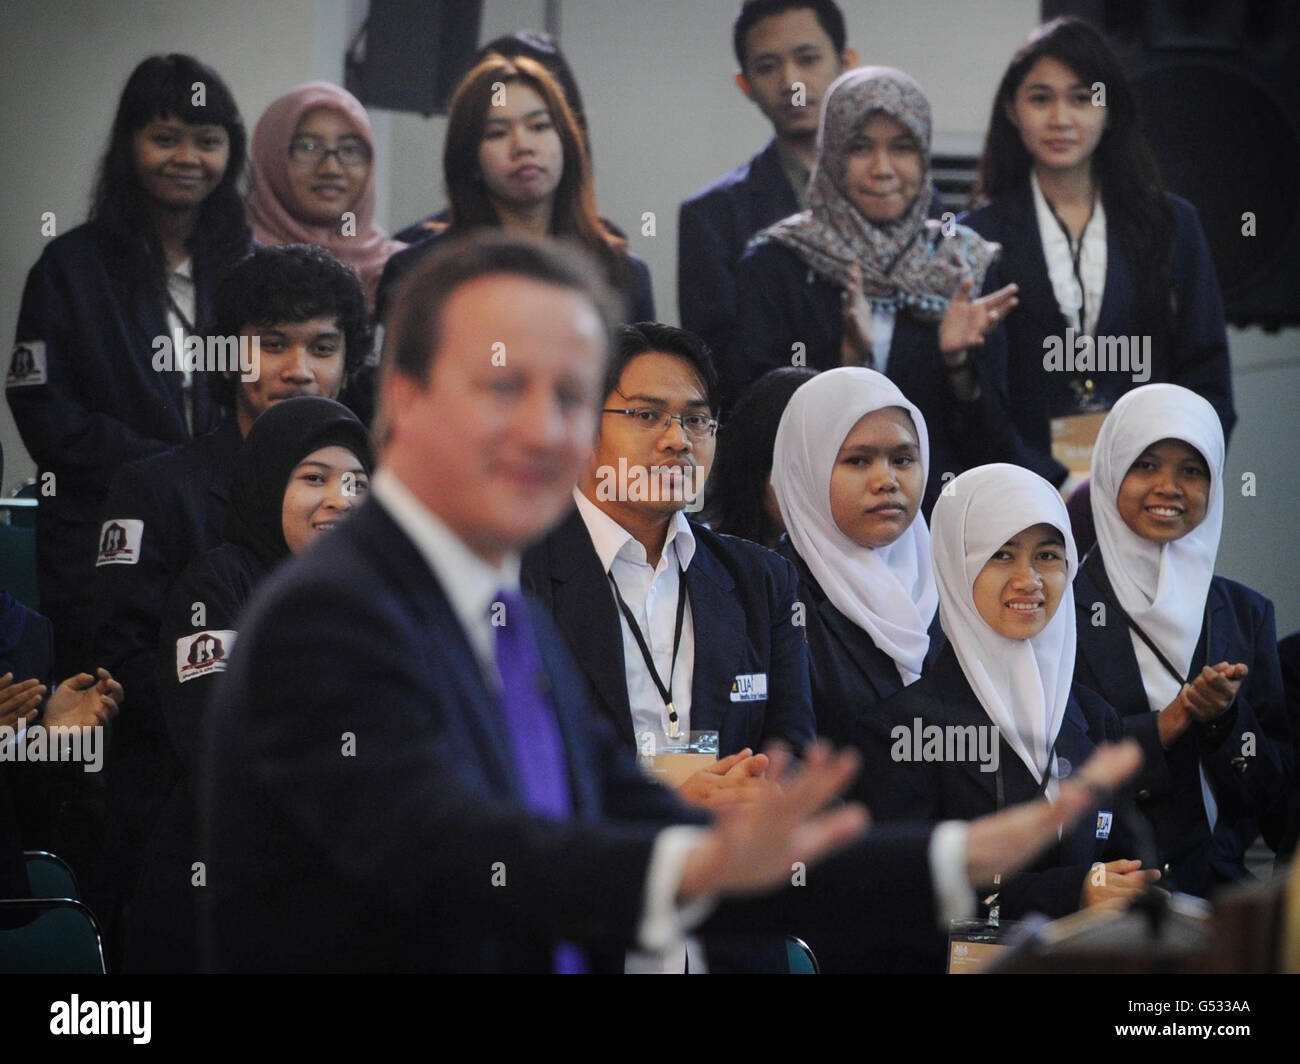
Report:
1030,170,1105,245
371,469,520,640
572,487,697,573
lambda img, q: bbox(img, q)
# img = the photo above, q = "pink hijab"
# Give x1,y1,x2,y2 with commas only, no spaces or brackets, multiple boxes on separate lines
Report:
247,82,402,298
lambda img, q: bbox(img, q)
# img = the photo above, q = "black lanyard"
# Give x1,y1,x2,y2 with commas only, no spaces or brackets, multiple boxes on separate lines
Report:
1089,550,1212,688
608,562,687,738
1044,193,1097,337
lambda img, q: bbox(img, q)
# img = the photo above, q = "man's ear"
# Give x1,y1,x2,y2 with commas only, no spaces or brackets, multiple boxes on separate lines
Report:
840,47,858,70
735,71,755,101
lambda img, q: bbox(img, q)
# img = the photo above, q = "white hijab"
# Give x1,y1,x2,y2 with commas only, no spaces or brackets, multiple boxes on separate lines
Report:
771,368,937,685
930,464,1079,790
1090,384,1225,713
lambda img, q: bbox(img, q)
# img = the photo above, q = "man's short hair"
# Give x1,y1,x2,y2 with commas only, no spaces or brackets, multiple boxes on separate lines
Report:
733,0,847,70
605,322,720,416
208,244,372,405
384,233,622,386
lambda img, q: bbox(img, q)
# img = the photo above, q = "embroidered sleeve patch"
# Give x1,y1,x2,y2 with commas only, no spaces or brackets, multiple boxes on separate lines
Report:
95,519,145,566
7,341,47,387
175,630,238,684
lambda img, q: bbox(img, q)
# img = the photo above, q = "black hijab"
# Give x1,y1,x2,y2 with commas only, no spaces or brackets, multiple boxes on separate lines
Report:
224,397,373,568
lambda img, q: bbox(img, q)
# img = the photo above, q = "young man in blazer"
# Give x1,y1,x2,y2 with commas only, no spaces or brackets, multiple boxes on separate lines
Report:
201,232,1140,972
678,1,855,378
523,322,816,809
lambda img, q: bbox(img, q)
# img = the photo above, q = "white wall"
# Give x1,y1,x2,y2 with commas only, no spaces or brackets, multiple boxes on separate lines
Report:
3,0,1298,633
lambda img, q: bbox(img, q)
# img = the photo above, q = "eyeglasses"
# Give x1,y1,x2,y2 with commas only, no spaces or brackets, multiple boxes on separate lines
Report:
288,138,372,168
601,406,718,440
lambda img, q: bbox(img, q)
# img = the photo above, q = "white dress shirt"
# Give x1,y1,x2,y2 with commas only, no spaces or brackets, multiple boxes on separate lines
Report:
165,257,197,433
1032,170,1107,337
573,488,698,752
370,470,711,957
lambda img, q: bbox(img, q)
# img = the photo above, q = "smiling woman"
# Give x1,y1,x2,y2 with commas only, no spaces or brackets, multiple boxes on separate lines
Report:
247,82,403,304
6,53,251,682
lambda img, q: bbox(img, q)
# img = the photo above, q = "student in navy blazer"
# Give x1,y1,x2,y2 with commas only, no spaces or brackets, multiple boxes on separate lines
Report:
6,55,251,677
733,68,1020,511
522,323,815,773
677,1,857,373
867,464,1156,970
768,369,945,786
1074,385,1290,900
960,18,1234,488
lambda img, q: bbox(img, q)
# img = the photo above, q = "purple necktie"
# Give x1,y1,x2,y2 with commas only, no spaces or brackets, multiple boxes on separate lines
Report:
492,589,585,973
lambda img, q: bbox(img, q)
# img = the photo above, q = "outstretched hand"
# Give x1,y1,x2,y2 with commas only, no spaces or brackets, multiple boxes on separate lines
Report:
677,741,868,901
939,278,1019,356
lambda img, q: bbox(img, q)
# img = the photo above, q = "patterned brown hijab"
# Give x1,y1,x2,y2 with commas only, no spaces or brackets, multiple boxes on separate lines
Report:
759,66,1000,322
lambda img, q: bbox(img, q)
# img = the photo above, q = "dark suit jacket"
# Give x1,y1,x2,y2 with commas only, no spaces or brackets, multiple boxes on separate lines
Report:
734,239,1014,513
961,186,1235,485
1073,550,1292,898
777,539,944,791
678,139,799,377
866,645,1141,969
200,497,943,971
521,507,815,758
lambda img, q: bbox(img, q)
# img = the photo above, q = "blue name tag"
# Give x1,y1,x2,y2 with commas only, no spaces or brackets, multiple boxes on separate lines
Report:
1095,811,1113,839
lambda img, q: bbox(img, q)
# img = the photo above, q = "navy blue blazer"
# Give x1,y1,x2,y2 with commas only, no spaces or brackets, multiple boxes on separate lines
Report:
868,645,1142,966
961,186,1235,485
734,239,1014,512
375,227,655,325
92,418,242,741
200,497,945,971
678,139,799,371
521,507,816,758
776,538,944,768
7,223,231,670
1073,549,1292,898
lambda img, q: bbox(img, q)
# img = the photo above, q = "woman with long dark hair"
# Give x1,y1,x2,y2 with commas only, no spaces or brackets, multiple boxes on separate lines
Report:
7,53,251,676
963,17,1234,489
376,53,653,322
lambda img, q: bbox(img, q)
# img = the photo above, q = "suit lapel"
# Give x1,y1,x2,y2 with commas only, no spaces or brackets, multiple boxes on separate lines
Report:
366,503,518,795
1074,551,1148,716
750,140,799,229
685,537,745,730
1093,216,1132,341
545,510,635,745
531,604,605,821
817,596,895,705
1003,182,1068,336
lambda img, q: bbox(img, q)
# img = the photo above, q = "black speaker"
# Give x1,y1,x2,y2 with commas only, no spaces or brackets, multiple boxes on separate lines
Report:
1043,1,1300,329
345,0,484,117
